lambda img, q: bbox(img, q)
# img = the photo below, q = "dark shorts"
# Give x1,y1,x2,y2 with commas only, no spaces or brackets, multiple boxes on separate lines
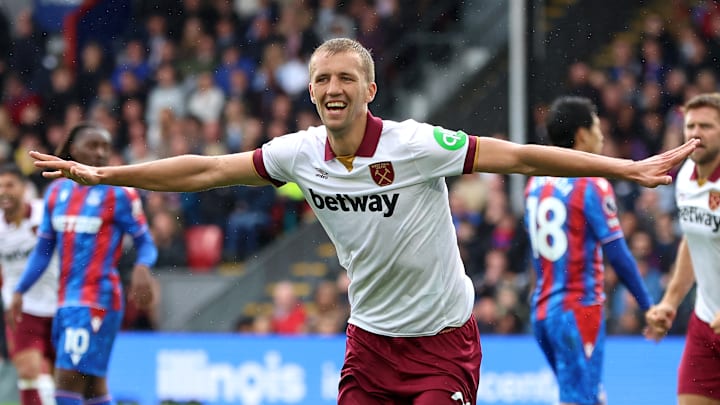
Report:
52,306,123,377
5,312,55,360
532,305,605,405
678,312,720,399
338,317,481,405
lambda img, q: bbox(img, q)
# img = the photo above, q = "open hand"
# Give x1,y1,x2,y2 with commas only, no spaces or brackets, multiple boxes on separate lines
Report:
29,150,100,185
632,139,698,188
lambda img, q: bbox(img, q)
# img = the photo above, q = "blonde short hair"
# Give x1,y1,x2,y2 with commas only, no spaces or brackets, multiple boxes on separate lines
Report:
309,38,375,83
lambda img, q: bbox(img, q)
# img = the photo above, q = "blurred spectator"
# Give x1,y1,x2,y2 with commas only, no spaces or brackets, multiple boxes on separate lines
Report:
653,213,680,275
8,9,44,88
215,45,256,96
608,38,641,82
305,280,349,335
565,61,601,106
145,63,185,146
143,13,171,69
473,287,498,334
2,72,42,127
270,280,306,335
223,185,276,262
149,209,188,270
187,71,225,124
179,32,218,79
44,65,79,122
76,41,113,108
274,3,321,62
111,39,152,91
315,0,356,42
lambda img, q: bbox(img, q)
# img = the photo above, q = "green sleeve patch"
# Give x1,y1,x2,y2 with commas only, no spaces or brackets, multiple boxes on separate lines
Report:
433,127,467,151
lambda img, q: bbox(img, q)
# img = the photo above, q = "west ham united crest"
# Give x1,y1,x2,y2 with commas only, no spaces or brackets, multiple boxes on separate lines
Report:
369,162,394,186
710,191,720,210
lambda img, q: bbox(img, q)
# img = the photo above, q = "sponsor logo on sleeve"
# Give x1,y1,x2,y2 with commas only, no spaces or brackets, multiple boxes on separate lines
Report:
433,127,467,151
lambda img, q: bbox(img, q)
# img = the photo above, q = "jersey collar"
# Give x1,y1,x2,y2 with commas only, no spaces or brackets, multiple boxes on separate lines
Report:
324,111,383,161
690,161,720,183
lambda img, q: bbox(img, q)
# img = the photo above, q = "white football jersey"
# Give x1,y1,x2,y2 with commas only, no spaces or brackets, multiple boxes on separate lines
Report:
256,113,477,336
676,159,720,324
0,199,58,316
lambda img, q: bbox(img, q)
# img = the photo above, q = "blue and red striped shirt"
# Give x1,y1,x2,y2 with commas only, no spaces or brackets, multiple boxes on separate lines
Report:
17,179,157,311
524,177,623,321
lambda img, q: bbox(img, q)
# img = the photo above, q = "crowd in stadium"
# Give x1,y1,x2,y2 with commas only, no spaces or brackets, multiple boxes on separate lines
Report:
0,0,718,346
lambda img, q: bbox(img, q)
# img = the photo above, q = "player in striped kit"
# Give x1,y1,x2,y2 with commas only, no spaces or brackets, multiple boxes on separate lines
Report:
646,93,720,405
28,39,695,404
8,123,157,405
524,97,653,405
0,163,57,405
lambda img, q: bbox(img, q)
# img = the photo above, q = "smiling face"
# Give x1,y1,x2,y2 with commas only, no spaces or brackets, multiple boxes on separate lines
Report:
308,50,376,138
0,171,25,217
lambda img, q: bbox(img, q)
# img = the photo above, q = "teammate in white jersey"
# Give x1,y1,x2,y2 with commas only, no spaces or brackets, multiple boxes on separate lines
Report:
645,93,720,405
0,164,57,405
29,38,697,404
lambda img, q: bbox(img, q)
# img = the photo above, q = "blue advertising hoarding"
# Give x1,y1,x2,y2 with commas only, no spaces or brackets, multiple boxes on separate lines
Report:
108,333,684,405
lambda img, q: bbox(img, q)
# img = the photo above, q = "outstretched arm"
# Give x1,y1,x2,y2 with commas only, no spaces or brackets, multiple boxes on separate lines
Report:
30,151,271,191
473,137,698,188
644,237,695,341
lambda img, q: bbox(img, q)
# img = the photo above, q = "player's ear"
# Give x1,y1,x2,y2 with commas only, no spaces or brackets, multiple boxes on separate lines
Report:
309,83,317,104
574,127,589,150
366,82,377,103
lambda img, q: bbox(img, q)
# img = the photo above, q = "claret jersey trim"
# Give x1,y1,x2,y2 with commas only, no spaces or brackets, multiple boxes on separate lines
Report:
253,148,285,187
691,160,720,182
324,111,383,160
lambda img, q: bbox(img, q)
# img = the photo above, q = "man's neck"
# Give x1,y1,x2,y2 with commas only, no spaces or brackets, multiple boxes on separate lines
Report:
4,205,24,226
327,114,368,157
696,156,720,181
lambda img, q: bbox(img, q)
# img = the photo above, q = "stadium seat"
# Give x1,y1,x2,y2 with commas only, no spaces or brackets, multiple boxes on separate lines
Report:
184,225,223,272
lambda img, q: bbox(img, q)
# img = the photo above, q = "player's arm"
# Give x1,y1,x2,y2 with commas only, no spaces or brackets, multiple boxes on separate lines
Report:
472,137,697,188
603,238,652,311
29,151,271,191
129,230,158,310
656,237,695,311
644,237,695,340
7,236,56,329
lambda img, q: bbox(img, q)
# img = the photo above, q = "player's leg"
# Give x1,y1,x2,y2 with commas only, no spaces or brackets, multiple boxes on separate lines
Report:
545,306,605,405
532,318,557,374
6,313,55,405
78,308,122,405
52,306,122,405
338,376,397,405
83,376,111,405
677,313,720,405
678,394,720,405
54,368,86,405
337,324,400,405
13,349,44,405
407,317,481,405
